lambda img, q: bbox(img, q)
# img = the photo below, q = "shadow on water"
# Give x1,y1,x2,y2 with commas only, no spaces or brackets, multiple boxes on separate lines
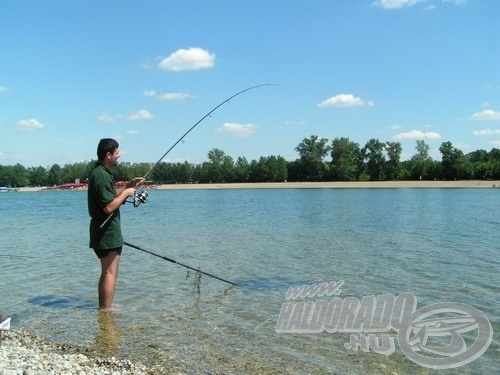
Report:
234,276,312,292
27,295,96,310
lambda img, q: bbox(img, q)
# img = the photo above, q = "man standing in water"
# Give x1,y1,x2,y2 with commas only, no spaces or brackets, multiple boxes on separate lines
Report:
88,138,143,310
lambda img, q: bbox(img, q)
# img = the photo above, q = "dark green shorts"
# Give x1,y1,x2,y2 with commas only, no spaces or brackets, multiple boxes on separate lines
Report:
94,246,122,259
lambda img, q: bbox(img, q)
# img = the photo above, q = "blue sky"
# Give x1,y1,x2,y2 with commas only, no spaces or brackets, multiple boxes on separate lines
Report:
1,0,499,168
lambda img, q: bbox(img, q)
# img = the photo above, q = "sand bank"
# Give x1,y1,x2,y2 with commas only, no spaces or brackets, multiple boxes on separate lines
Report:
13,180,500,192
154,180,500,190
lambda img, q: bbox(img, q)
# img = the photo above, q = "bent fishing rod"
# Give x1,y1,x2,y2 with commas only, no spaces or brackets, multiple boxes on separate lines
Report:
142,83,277,181
123,241,237,286
100,83,277,228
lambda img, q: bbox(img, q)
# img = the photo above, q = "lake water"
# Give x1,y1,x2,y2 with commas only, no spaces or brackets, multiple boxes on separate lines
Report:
0,188,498,374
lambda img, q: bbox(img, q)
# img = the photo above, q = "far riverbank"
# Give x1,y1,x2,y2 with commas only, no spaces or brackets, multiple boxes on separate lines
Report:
13,180,500,192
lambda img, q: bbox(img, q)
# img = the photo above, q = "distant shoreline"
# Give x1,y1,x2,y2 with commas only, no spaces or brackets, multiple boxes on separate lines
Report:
15,180,500,192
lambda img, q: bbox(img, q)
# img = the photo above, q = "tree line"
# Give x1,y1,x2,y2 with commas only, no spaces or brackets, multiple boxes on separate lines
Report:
1,136,499,187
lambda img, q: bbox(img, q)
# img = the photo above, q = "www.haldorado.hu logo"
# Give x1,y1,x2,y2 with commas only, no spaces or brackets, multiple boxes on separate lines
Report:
275,281,492,369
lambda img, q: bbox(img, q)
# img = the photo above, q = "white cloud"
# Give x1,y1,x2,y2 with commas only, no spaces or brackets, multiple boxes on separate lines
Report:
16,119,44,131
374,0,467,10
392,130,441,140
284,120,306,126
157,92,193,101
215,122,257,138
443,0,468,5
468,109,500,121
143,90,156,97
127,109,153,121
139,62,152,69
473,129,500,136
373,0,423,9
491,140,500,146
317,93,374,108
126,130,139,135
98,112,119,123
391,124,402,130
159,47,215,71
0,86,11,93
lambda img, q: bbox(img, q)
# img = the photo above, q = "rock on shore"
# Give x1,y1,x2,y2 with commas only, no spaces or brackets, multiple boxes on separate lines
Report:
0,330,152,375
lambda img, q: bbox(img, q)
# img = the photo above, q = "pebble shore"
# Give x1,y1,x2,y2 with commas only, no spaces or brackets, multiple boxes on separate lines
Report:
0,330,153,375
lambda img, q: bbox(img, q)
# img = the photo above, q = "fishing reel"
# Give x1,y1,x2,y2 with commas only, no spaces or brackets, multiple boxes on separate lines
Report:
133,189,149,207
125,189,149,207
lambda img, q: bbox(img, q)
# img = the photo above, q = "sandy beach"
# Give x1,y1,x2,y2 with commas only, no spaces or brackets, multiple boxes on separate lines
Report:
154,180,500,190
15,180,500,192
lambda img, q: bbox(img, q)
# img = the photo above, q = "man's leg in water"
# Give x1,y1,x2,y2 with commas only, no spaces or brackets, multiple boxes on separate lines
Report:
98,252,121,310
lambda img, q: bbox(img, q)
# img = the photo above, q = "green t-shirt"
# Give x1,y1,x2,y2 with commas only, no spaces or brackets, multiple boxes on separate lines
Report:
88,163,123,249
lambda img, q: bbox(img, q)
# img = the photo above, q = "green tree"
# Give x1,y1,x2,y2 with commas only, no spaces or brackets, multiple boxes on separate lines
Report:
385,142,402,180
151,162,168,183
192,162,212,183
285,160,301,182
47,164,62,186
28,166,48,186
330,137,360,181
207,148,234,182
467,149,493,179
250,155,287,182
361,139,386,181
489,148,500,179
267,155,288,182
234,156,250,182
439,141,473,180
295,135,331,181
409,140,434,180
176,161,193,183
60,161,93,183
131,163,152,180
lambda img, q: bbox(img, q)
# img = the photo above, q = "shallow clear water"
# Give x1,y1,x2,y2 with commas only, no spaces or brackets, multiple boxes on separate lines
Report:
0,188,498,374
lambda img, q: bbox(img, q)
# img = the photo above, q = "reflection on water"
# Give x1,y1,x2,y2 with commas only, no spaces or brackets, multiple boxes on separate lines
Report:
94,311,121,357
27,295,95,310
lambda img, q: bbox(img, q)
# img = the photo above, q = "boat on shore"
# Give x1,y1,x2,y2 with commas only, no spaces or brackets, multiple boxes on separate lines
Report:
0,186,17,192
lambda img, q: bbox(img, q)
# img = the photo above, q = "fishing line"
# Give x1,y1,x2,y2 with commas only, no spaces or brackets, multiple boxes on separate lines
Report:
143,83,277,181
100,83,277,229
123,241,237,286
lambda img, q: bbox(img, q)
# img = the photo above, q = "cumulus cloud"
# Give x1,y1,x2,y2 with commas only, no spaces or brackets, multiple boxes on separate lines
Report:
139,62,152,69
373,0,423,9
443,0,468,5
473,129,500,136
215,123,257,137
127,109,154,121
98,112,119,123
468,109,500,121
16,119,44,131
392,130,441,140
143,90,156,97
317,93,374,108
159,47,215,71
373,0,467,10
157,92,193,101
284,120,306,126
